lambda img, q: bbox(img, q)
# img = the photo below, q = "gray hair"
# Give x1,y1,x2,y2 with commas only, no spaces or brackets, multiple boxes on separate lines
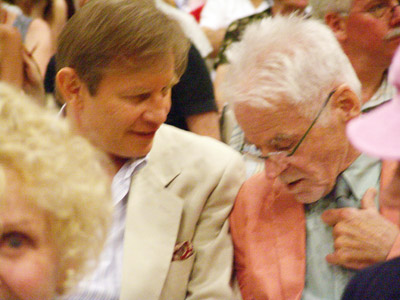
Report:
310,0,353,19
221,14,361,122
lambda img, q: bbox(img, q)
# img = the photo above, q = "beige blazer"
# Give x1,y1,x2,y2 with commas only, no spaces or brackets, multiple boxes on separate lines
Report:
120,124,246,300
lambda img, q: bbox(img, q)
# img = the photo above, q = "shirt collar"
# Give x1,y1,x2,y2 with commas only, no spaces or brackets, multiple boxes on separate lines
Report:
118,157,148,181
362,74,395,112
341,153,381,201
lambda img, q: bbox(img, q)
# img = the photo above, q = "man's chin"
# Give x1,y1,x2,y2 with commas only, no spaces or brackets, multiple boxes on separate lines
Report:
292,189,325,204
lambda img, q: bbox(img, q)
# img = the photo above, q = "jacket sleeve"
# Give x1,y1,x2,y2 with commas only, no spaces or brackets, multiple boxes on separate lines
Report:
186,151,246,300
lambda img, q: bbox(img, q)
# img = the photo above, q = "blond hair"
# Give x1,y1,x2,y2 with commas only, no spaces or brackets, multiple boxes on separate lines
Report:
0,83,112,295
56,0,190,95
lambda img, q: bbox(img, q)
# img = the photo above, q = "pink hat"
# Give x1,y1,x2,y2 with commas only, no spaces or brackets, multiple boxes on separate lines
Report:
346,46,400,160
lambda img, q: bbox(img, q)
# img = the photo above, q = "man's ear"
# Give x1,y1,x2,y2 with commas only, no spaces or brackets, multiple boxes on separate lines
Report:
325,12,347,41
56,67,83,106
330,84,361,122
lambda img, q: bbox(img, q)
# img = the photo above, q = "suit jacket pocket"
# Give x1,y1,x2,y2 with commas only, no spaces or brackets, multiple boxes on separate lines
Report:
160,253,196,300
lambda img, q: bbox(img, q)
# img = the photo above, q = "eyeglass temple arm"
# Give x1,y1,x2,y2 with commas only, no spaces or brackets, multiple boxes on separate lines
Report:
287,89,337,157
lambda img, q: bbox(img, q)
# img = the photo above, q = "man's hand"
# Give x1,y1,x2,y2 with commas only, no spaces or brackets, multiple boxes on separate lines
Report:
321,188,399,269
22,46,46,106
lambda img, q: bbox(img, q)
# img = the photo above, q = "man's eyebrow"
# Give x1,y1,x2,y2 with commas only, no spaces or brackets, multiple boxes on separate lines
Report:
269,134,295,145
118,87,150,95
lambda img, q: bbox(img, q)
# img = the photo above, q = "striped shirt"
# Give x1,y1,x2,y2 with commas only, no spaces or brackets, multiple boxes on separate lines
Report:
60,158,147,300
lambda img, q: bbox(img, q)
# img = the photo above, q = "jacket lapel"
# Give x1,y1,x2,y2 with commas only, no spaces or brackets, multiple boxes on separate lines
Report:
120,149,183,300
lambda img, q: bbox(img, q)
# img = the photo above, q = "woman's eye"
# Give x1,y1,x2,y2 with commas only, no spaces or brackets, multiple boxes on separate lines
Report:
0,232,31,254
8,236,22,248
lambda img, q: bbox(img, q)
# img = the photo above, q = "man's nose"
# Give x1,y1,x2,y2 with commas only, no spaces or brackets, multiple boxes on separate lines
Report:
263,156,289,179
142,94,171,124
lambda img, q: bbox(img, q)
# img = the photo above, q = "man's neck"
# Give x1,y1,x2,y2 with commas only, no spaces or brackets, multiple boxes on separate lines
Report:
347,53,388,105
109,155,131,174
340,145,362,176
358,68,386,105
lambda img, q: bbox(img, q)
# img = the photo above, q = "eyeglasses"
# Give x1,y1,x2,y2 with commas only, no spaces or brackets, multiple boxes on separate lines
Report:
241,89,337,161
350,1,400,18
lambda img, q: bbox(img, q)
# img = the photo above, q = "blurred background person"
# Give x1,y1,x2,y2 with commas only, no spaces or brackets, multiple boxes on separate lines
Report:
215,0,309,112
0,24,23,87
342,44,400,300
165,43,221,139
199,0,272,58
1,0,53,77
155,0,212,58
3,0,72,52
0,24,46,105
0,82,112,300
311,0,400,109
155,0,220,139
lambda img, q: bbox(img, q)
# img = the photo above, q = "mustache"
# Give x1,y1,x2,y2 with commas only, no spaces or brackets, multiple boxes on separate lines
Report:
385,27,400,40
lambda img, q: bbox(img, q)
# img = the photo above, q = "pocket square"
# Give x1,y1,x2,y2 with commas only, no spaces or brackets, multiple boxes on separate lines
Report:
172,241,194,261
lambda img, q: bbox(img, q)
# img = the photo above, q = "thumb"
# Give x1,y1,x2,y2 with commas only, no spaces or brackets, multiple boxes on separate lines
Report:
321,208,344,226
361,187,378,210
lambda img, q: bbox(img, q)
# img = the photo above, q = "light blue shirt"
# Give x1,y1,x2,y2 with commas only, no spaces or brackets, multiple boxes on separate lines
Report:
302,153,381,300
61,158,147,300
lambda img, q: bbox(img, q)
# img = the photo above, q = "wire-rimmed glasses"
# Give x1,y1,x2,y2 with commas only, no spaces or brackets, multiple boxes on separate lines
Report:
241,89,337,161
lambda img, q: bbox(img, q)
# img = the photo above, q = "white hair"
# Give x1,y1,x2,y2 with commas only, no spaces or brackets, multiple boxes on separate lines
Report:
310,0,353,20
221,14,361,121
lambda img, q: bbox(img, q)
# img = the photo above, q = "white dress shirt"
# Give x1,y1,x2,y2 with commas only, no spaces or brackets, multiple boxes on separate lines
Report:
61,158,147,300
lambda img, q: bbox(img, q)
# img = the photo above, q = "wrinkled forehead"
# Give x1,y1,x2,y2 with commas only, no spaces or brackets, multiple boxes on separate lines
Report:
106,52,176,76
234,100,310,141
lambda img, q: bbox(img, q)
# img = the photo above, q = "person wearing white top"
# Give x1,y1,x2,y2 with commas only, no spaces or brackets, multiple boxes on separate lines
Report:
199,0,271,57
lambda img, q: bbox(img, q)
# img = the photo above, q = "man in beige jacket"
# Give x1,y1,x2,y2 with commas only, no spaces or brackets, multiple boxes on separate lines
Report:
55,1,245,299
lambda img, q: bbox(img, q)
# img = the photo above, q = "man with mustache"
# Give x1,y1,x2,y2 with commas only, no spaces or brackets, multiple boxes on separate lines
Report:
312,0,400,109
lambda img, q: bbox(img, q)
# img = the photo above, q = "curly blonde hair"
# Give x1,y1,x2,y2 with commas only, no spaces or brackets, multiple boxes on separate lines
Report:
0,83,112,295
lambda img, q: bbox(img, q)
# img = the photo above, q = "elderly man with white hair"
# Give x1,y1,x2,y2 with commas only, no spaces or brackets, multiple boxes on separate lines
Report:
222,15,400,300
